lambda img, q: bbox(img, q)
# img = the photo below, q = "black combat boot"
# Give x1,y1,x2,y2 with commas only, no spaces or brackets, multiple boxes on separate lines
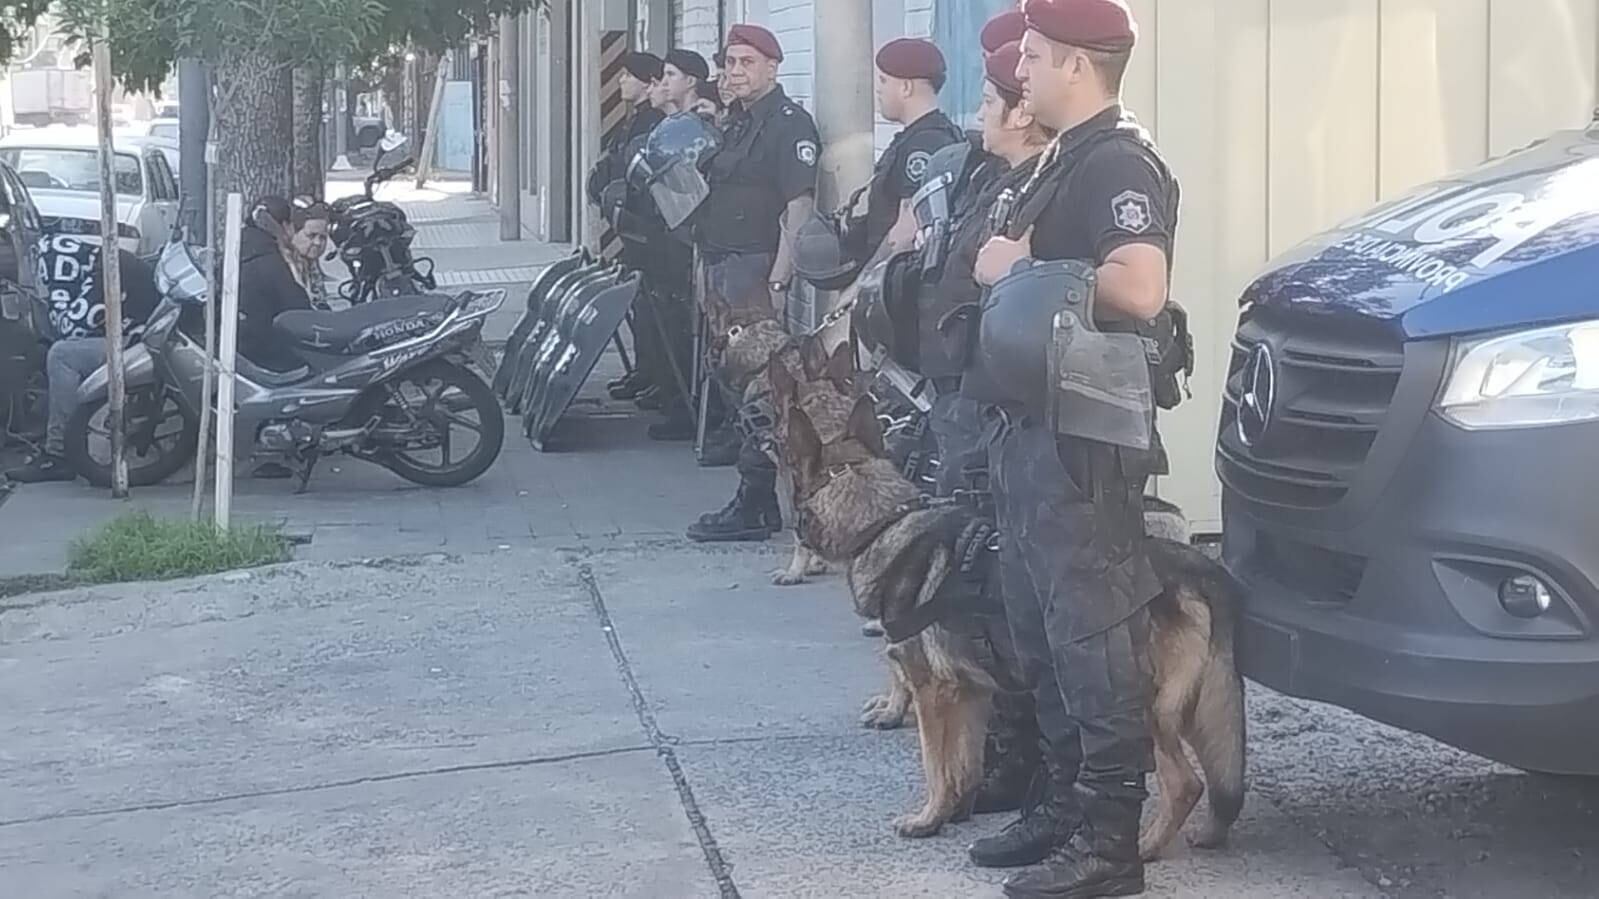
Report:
608,373,650,401
968,758,1083,868
974,699,1043,815
686,475,781,542
1002,787,1145,899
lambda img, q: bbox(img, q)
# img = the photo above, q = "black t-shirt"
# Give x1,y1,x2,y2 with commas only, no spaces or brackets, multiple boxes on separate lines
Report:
36,234,159,345
863,109,964,256
934,155,1037,311
697,85,820,254
588,103,666,206
1026,106,1176,268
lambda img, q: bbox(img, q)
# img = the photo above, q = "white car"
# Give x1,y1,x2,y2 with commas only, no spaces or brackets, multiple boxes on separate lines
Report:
0,130,180,256
113,132,182,180
121,117,180,142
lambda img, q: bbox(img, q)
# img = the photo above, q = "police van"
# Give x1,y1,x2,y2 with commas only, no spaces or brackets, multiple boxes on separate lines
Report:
1217,117,1599,775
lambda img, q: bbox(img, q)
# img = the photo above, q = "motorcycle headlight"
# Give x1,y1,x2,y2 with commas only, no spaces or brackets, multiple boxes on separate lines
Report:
1438,319,1599,429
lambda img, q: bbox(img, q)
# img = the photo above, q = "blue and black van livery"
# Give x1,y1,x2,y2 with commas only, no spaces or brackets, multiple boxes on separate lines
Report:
1218,119,1599,774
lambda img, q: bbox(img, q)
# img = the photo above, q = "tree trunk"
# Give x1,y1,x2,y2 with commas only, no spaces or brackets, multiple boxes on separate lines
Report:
212,50,293,216
292,65,325,199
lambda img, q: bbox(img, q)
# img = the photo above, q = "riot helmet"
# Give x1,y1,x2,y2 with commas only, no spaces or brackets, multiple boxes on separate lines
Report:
626,111,723,229
792,210,866,291
911,141,971,233
850,258,894,353
972,259,1097,415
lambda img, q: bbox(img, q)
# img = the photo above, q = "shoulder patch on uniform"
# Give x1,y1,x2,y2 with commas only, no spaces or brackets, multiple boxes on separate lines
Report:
905,150,932,183
796,140,818,166
1111,189,1153,234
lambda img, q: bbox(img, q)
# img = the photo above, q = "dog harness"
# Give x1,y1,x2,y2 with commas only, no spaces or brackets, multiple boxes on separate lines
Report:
796,460,1003,644
881,515,1002,644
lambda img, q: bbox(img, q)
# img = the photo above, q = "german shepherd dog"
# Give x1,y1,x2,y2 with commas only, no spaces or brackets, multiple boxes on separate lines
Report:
715,316,862,586
786,396,1246,858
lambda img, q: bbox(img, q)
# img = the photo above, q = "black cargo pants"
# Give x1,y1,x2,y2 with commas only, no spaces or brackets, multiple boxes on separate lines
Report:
988,415,1161,809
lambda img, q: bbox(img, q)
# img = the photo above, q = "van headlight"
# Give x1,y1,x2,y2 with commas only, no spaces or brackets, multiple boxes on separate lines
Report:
1438,320,1599,429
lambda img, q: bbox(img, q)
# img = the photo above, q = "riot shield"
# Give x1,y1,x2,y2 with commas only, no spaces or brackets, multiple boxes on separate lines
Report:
523,266,622,425
494,249,589,400
529,273,643,450
517,266,619,418
509,263,615,414
511,260,610,412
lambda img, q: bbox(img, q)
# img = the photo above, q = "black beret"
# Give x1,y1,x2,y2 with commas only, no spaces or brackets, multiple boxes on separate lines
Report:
622,51,664,82
665,48,710,81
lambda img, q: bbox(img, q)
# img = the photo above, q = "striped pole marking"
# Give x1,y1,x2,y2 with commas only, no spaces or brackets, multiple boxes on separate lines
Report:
598,31,627,261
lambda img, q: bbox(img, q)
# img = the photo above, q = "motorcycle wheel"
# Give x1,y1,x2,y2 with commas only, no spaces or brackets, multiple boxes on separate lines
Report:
65,387,198,488
349,360,504,488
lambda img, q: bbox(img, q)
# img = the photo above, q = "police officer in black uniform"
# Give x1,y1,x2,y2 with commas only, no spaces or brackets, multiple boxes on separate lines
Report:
632,48,712,441
963,3,1179,897
912,35,1059,818
687,24,821,543
591,51,667,403
858,39,964,266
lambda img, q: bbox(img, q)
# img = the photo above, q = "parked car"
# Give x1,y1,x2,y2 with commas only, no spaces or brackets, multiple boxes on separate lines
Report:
0,157,48,442
0,157,45,300
121,117,180,143
1217,119,1599,776
112,132,182,180
0,129,180,256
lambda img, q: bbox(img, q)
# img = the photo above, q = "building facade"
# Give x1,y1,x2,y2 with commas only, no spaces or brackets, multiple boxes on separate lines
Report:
504,0,1599,529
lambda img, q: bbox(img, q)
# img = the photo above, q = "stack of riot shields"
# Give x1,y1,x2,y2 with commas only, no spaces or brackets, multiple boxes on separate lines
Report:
492,249,642,451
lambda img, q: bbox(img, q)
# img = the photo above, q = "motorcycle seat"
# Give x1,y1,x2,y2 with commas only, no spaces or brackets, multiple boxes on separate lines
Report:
273,295,455,354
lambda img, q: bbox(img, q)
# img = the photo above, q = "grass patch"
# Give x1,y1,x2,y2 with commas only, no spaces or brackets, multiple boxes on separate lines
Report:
67,512,292,585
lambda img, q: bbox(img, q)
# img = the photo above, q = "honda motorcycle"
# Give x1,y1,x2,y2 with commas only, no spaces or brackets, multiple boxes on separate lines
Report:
326,135,438,306
65,240,505,491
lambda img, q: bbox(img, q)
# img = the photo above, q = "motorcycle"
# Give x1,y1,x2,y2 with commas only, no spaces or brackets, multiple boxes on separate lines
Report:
325,134,438,306
65,240,506,491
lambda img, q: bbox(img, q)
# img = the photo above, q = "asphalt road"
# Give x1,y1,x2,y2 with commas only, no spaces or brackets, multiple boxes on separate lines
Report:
2,545,1594,898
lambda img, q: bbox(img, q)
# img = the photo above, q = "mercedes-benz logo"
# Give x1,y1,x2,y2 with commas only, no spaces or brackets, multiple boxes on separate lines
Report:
1237,343,1276,447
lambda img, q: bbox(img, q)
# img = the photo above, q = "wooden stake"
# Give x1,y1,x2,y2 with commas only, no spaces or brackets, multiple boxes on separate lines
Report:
415,51,451,189
192,113,219,522
92,30,127,499
214,194,243,530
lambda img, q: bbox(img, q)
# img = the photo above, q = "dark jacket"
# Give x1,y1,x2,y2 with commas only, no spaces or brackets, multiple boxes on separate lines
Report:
236,225,311,371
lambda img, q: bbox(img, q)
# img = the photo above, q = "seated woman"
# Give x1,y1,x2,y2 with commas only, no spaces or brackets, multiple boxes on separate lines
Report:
236,197,332,373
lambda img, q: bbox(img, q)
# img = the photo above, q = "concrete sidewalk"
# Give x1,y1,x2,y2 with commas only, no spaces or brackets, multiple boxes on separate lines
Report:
0,545,1377,899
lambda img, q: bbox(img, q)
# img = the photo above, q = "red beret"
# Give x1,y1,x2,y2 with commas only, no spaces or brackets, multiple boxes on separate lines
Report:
981,11,1027,54
875,38,946,82
727,23,784,62
1024,0,1138,52
985,40,1025,99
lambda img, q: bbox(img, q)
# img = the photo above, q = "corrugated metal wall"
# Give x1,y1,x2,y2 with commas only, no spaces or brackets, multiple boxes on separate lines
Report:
1119,0,1599,529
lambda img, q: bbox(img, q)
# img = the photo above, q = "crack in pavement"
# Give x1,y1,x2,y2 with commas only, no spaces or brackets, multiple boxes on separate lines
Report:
0,732,880,833
579,562,742,899
0,744,657,829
